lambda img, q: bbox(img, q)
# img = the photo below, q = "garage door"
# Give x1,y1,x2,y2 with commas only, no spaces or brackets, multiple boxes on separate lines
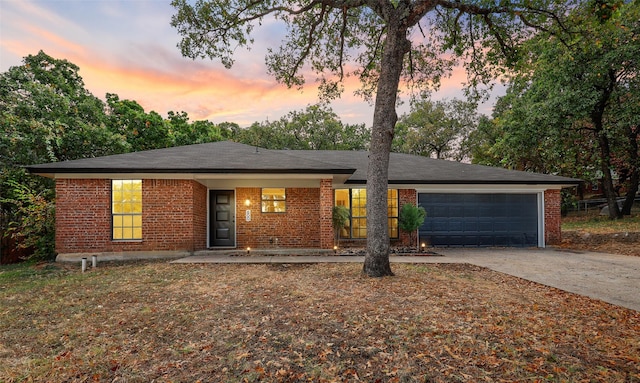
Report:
418,193,538,247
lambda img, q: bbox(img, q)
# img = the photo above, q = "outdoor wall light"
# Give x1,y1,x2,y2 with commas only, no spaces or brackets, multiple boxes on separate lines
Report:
421,243,426,251
244,199,251,207
247,247,251,254
333,245,338,254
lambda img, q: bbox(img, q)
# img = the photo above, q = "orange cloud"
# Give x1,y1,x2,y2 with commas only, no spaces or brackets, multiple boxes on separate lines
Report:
21,25,88,57
1,0,497,127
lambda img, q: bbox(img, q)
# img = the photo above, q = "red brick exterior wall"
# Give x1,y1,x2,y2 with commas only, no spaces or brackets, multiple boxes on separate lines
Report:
544,189,562,246
192,181,208,250
319,179,334,249
56,181,561,254
56,179,110,254
235,187,322,249
55,179,207,254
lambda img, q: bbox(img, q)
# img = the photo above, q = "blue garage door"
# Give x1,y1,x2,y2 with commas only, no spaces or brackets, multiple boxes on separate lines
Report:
418,193,538,247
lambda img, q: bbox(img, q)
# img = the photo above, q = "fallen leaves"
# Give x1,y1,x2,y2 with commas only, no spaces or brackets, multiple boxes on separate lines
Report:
0,262,638,382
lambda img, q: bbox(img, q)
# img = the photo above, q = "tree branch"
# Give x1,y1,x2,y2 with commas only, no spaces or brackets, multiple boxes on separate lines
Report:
482,14,512,60
362,27,385,80
289,4,329,80
339,6,348,81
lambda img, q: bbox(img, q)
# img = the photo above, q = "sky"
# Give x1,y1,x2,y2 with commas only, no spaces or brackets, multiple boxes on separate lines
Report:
0,0,500,127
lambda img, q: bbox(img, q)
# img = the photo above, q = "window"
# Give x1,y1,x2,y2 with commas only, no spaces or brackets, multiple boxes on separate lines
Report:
112,180,142,240
387,189,399,238
335,188,399,239
262,188,286,213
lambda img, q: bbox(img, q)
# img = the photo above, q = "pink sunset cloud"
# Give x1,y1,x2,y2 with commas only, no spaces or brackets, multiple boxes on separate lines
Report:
1,1,500,127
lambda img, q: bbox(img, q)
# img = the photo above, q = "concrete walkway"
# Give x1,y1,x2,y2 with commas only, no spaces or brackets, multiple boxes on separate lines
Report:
173,248,640,312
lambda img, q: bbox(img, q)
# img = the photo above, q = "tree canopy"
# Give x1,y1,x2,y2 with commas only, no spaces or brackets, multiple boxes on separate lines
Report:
172,0,575,276
233,104,370,150
472,0,639,218
394,97,479,161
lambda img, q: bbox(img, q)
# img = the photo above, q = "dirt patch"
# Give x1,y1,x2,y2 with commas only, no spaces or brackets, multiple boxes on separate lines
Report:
562,231,640,256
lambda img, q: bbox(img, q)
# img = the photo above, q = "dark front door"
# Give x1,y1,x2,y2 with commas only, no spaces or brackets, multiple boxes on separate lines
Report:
210,190,235,247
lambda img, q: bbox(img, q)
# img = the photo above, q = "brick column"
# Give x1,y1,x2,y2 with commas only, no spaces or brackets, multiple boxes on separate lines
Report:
544,189,562,246
319,179,334,249
191,181,208,251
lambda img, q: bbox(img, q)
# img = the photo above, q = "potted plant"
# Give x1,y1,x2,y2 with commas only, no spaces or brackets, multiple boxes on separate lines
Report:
332,205,350,250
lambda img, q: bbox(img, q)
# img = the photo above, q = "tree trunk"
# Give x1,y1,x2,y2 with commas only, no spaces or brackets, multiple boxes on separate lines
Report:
622,167,639,215
596,126,621,219
363,23,410,278
622,124,639,215
592,69,621,219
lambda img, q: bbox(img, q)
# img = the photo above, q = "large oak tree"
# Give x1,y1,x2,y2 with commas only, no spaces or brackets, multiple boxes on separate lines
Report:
171,0,573,276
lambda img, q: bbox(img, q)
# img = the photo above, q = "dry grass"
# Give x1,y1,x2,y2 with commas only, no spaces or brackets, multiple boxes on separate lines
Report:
561,214,640,256
1,261,639,382
562,214,640,234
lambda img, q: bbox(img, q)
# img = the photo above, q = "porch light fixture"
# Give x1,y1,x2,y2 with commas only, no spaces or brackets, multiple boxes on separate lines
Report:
244,199,251,207
247,247,251,254
333,245,338,254
421,243,426,251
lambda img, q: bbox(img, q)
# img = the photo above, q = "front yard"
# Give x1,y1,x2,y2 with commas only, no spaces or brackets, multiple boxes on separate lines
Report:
1,261,638,382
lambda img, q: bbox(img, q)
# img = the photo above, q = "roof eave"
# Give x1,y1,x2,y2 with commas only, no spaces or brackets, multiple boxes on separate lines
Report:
344,179,582,187
26,167,356,175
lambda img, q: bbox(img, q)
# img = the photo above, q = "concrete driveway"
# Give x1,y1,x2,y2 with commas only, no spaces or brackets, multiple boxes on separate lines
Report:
435,248,640,312
174,248,640,312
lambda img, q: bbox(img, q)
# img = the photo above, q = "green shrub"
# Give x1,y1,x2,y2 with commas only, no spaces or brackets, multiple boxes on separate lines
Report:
332,205,350,247
1,180,56,261
399,203,426,249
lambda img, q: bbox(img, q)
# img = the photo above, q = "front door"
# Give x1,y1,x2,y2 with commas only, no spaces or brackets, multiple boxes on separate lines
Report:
210,190,235,247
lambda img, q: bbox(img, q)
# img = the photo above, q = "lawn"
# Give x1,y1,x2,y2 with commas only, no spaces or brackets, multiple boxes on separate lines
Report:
1,261,638,382
561,214,640,256
562,214,640,234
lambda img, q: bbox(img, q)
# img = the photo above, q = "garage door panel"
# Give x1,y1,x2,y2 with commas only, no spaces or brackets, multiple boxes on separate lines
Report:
478,218,493,231
430,206,448,216
419,193,538,247
464,220,479,231
446,220,458,231
462,235,479,246
478,236,496,246
463,205,480,216
492,220,512,231
448,206,464,217
493,206,509,217
477,206,493,216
